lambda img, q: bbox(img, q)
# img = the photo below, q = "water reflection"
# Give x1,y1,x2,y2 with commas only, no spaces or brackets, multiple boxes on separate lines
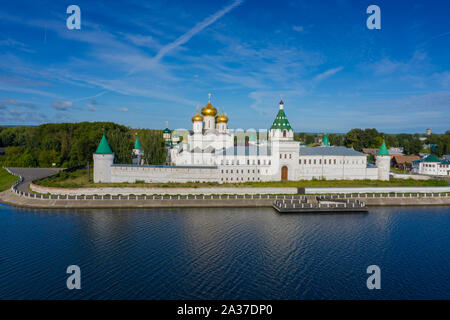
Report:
0,204,449,299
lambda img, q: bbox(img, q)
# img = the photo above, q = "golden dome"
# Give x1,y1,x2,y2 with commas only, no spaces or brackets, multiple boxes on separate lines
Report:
191,105,204,122
216,107,228,123
201,93,218,117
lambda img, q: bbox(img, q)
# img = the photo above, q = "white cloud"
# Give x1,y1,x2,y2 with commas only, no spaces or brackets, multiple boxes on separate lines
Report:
86,104,97,111
292,25,304,32
0,98,35,109
314,66,343,82
52,100,73,110
153,0,243,61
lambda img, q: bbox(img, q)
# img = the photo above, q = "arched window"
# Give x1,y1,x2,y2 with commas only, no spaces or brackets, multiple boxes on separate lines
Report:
283,130,287,138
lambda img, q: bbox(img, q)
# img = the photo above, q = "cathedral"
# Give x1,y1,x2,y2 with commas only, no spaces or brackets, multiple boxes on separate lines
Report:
93,95,390,183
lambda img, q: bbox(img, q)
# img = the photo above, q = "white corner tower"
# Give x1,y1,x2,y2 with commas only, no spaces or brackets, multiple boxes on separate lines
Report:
93,132,114,183
376,138,390,181
132,134,144,165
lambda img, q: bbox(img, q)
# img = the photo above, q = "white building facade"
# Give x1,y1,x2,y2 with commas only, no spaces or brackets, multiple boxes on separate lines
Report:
413,154,450,176
93,95,390,183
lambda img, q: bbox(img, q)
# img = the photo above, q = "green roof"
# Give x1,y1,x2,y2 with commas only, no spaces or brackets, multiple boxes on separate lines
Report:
95,133,113,154
377,138,389,156
270,108,292,131
249,134,256,141
134,136,141,149
322,134,330,146
163,127,172,134
414,154,450,165
422,154,442,162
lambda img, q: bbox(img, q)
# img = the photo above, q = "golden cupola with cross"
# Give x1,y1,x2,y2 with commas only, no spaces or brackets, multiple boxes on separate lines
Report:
216,106,228,133
201,93,218,130
201,93,218,117
216,107,228,123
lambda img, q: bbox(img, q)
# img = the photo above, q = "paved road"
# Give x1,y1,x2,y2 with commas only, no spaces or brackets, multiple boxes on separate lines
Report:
7,167,62,192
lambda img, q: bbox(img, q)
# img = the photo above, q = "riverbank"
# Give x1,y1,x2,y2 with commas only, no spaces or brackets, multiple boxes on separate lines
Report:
1,189,449,209
2,167,449,209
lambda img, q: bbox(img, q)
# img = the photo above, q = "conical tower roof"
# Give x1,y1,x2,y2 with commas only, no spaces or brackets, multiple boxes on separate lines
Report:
134,136,141,149
270,107,292,130
322,133,330,146
378,138,389,156
95,132,113,154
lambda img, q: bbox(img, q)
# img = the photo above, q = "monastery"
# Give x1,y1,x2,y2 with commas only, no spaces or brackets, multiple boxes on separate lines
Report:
93,95,390,183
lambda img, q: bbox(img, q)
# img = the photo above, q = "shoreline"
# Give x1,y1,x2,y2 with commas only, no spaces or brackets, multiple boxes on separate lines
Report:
1,189,449,209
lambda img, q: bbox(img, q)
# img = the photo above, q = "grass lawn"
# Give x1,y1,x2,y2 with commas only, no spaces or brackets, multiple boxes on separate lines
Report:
34,168,449,188
0,168,19,192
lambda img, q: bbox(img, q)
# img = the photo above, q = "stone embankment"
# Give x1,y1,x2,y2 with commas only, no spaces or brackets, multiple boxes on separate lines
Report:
1,188,449,209
1,167,449,209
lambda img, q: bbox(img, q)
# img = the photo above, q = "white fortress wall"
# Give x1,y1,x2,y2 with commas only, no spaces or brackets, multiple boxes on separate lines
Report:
110,165,220,183
306,186,450,194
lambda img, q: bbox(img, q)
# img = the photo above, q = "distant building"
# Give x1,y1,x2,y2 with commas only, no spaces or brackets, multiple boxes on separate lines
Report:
362,148,379,156
426,128,431,136
412,154,450,176
363,146,403,159
392,155,421,171
388,147,404,156
163,123,172,147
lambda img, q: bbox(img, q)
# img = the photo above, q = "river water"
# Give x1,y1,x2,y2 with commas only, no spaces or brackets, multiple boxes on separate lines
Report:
0,203,449,299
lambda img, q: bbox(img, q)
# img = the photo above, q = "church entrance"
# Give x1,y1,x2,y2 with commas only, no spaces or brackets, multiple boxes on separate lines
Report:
281,166,288,181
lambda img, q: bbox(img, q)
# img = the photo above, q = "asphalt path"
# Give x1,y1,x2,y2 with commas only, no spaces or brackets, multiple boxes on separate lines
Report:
7,167,61,192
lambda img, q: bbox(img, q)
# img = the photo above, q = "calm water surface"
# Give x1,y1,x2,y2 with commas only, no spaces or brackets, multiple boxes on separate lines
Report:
0,203,449,299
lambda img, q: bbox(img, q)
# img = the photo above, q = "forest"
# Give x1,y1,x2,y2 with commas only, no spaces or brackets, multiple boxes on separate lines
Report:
0,122,167,168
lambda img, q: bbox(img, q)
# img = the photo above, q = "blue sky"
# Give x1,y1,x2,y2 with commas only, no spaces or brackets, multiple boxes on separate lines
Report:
0,0,449,133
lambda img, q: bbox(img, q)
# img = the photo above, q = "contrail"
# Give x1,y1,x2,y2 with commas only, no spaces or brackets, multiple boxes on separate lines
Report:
154,0,243,61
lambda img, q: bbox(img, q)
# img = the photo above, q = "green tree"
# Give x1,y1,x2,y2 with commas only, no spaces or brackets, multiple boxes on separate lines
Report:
404,137,422,155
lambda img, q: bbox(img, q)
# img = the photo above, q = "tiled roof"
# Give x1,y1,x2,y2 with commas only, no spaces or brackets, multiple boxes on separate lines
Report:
299,146,364,156
362,148,379,154
270,108,292,131
414,154,450,165
392,155,421,164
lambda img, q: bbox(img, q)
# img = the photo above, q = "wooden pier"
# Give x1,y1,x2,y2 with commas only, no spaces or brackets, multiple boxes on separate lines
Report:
273,196,368,213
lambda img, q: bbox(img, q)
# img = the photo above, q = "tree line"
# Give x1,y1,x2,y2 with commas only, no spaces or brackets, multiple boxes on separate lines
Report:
0,122,167,168
295,128,450,156
0,122,448,168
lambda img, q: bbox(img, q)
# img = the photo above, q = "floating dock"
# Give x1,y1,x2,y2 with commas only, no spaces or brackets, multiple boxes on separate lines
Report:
273,196,368,213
